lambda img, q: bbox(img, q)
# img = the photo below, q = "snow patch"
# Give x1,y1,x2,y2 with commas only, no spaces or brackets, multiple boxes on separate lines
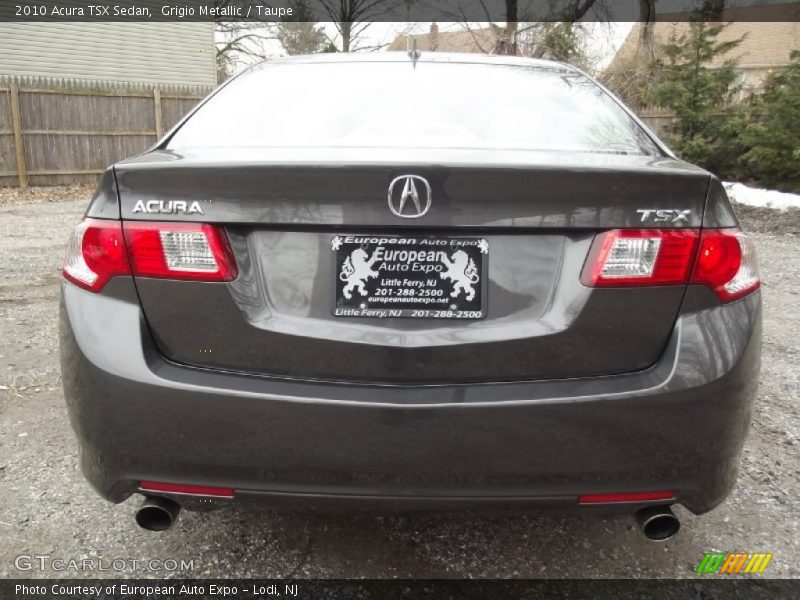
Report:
723,182,800,211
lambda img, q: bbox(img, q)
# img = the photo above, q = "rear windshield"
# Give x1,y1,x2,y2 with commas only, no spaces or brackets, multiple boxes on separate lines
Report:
168,61,661,156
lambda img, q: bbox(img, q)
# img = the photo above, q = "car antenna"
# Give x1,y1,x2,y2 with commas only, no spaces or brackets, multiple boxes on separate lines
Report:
407,36,421,68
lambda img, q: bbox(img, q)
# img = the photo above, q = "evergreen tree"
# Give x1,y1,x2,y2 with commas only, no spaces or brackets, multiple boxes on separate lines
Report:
276,21,327,55
648,18,744,176
275,1,326,55
542,23,585,66
519,22,590,69
739,51,800,191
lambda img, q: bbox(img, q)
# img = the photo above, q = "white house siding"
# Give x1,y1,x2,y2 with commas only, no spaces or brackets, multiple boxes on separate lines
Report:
0,22,216,86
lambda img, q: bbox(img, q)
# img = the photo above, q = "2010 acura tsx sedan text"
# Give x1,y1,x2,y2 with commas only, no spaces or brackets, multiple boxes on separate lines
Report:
59,53,761,539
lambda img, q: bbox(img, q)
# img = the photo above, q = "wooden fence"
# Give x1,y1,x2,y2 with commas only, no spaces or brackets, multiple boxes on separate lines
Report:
0,77,212,187
638,109,680,140
639,108,739,141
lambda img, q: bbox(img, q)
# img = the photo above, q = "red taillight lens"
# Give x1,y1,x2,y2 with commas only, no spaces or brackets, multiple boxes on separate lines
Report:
581,227,760,303
581,229,699,287
124,222,237,282
691,228,760,302
63,219,131,292
63,219,237,292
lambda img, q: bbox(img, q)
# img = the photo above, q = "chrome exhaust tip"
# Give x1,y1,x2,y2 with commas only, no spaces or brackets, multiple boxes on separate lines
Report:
635,505,680,541
135,496,181,532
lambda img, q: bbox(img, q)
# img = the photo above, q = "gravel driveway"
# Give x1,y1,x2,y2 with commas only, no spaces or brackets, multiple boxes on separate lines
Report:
0,198,797,579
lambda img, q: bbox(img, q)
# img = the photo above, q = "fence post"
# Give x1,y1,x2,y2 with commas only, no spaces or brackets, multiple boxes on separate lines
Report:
153,88,163,139
9,84,28,187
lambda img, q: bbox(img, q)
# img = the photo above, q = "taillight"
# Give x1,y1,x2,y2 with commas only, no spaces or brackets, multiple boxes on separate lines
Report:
581,229,699,287
124,222,237,282
582,227,760,303
63,219,237,292
63,219,131,292
691,228,760,302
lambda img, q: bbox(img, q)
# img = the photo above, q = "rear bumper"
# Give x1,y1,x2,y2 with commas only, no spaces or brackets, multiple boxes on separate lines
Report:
60,279,761,515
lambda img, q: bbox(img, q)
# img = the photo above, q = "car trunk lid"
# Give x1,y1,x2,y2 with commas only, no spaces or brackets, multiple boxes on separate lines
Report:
117,149,709,384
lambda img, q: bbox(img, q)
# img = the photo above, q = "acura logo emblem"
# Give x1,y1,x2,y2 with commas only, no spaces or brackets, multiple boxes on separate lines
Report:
387,175,432,219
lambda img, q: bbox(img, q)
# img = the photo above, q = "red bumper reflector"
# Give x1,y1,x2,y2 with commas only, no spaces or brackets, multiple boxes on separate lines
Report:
578,491,675,504
139,481,234,498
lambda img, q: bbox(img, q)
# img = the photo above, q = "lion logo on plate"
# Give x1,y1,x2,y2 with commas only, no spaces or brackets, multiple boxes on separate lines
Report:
339,248,379,299
440,250,480,301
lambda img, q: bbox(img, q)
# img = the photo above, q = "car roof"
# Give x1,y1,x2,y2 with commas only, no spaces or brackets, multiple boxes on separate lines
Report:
247,52,577,73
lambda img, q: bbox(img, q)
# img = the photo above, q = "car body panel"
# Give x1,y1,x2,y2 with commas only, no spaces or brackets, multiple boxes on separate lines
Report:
60,278,761,514
134,264,687,384
84,168,120,220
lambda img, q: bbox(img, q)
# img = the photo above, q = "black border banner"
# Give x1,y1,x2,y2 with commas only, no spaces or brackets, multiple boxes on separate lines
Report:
1,0,800,22
3,579,800,600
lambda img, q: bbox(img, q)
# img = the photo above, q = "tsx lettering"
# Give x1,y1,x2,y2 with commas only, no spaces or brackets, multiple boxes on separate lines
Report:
636,209,692,223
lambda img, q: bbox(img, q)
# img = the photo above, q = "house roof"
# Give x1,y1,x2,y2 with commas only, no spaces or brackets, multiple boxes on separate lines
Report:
607,6,800,74
387,27,499,54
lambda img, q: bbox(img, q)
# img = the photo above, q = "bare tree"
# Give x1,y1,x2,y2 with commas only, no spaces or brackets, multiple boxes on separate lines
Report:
495,0,518,55
433,0,600,56
214,1,278,81
560,0,601,22
600,0,663,110
639,0,657,64
315,0,403,51
215,22,276,80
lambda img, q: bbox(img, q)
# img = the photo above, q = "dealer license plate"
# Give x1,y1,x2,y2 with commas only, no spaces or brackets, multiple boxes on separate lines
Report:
332,235,488,319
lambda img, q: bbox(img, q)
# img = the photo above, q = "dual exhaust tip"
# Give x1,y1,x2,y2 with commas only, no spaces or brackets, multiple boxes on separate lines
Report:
134,495,680,540
635,505,681,541
135,496,181,532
